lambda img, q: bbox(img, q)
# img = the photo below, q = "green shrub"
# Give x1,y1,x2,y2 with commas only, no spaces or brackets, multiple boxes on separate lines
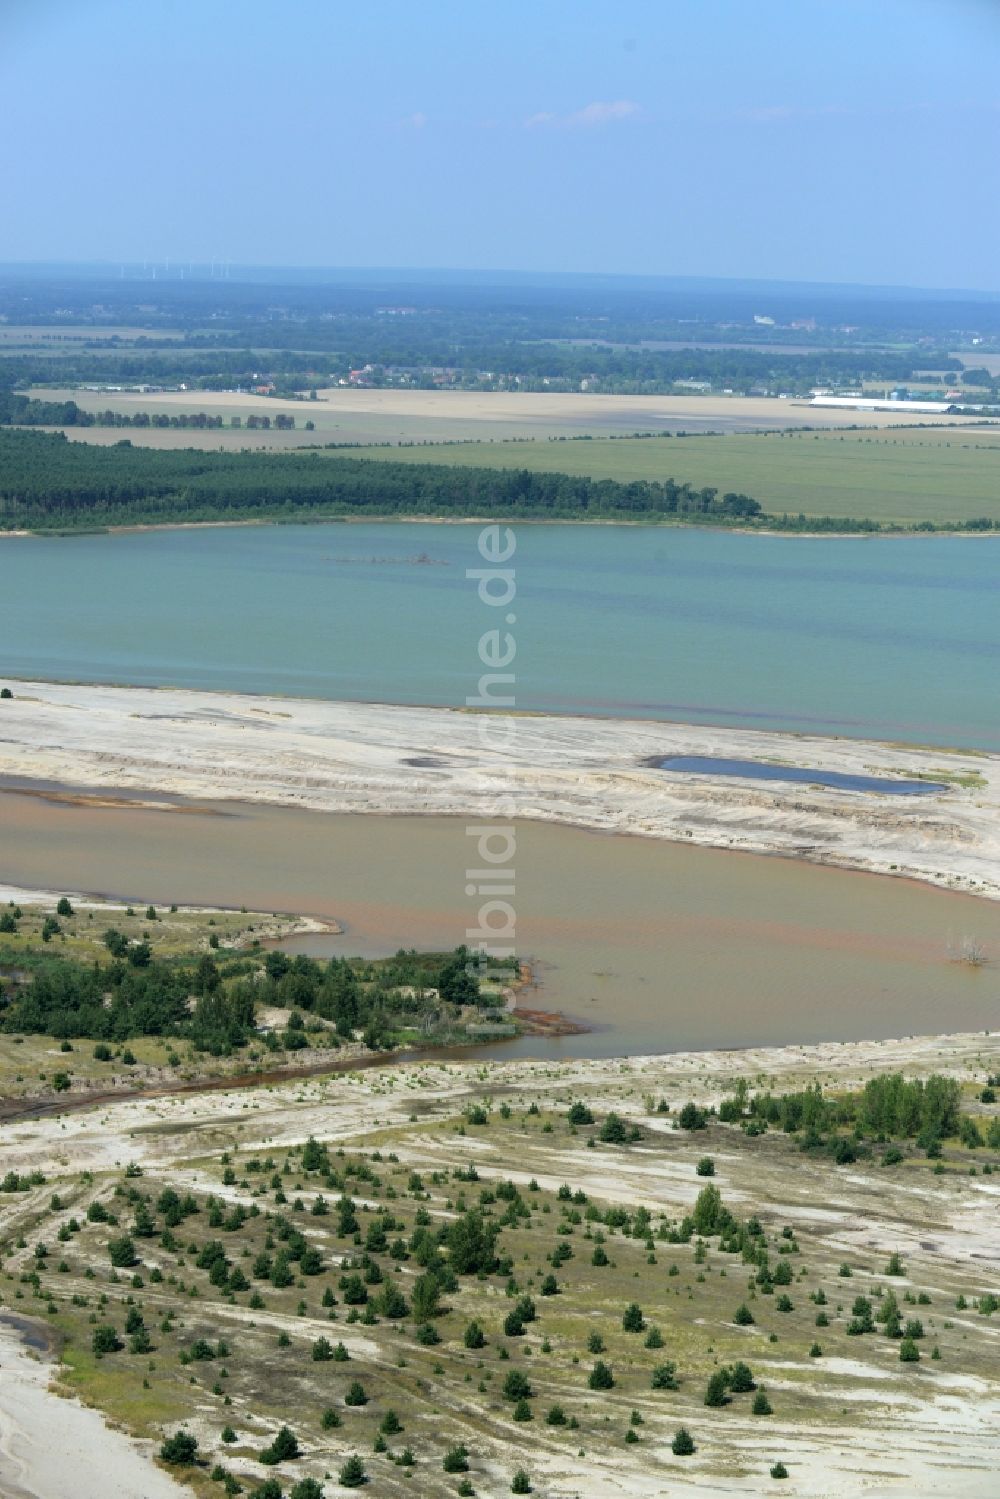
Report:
260,1426,300,1464
108,1235,137,1268
464,1320,486,1349
160,1431,198,1464
502,1370,532,1401
651,1361,678,1390
91,1324,122,1355
289,1482,323,1499
338,1454,367,1488
599,1112,629,1143
622,1302,644,1333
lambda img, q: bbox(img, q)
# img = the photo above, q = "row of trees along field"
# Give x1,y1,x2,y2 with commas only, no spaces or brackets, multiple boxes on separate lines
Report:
0,428,764,526
0,391,301,430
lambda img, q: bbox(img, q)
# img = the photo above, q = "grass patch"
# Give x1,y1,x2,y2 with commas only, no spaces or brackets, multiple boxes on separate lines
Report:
349,427,1000,526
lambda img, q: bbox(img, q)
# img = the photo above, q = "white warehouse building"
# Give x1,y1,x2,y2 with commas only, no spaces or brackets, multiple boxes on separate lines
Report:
806,395,972,415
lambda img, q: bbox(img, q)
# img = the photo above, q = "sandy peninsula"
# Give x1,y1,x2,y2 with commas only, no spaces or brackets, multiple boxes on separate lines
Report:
2,680,999,902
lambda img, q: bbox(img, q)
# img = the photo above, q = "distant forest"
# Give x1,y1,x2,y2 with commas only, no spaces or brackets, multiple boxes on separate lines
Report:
2,427,997,534
0,427,765,527
0,343,970,398
3,269,998,403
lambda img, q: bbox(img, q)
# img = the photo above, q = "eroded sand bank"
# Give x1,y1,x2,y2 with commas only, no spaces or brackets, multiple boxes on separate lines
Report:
2,681,999,901
0,1318,187,1499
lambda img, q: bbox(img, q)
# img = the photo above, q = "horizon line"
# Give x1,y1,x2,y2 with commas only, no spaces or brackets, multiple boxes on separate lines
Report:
1,261,999,301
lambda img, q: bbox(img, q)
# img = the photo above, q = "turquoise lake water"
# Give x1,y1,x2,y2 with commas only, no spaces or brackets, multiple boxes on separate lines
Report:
3,523,998,749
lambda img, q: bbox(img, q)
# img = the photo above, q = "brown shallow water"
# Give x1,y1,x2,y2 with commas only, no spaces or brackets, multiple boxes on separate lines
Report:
2,790,998,1057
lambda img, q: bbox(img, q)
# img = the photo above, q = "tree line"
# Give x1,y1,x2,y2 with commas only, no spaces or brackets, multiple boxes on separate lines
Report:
0,337,957,396
3,427,995,533
0,391,300,430
714,1072,995,1156
0,941,497,1052
0,428,764,526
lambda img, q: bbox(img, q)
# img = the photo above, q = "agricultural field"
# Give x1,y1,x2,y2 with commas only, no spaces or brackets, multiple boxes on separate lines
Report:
1,1035,998,1497
29,385,988,455
0,325,186,346
351,426,1000,527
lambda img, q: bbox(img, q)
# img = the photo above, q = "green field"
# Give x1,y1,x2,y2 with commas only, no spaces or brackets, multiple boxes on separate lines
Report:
350,427,1000,526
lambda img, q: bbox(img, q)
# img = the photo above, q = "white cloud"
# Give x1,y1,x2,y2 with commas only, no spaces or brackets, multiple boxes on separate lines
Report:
569,99,640,127
526,99,640,130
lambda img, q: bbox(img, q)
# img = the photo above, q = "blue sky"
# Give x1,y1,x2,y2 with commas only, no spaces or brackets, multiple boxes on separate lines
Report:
2,0,999,288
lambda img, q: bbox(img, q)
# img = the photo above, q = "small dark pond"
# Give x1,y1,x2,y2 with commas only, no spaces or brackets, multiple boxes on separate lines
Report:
0,1311,53,1352
656,756,947,795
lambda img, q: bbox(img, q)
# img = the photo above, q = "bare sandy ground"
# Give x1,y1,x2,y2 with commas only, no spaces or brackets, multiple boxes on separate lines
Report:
1,1030,998,1498
0,883,337,941
305,388,980,430
2,681,998,903
28,385,984,454
0,1319,187,1499
5,1027,991,1180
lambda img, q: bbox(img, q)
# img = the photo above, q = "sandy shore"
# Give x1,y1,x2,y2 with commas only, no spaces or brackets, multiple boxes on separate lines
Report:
2,681,999,903
0,1318,187,1499
0,884,339,943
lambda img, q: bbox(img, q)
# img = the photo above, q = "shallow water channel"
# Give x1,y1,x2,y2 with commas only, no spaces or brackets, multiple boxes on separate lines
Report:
2,788,998,1057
